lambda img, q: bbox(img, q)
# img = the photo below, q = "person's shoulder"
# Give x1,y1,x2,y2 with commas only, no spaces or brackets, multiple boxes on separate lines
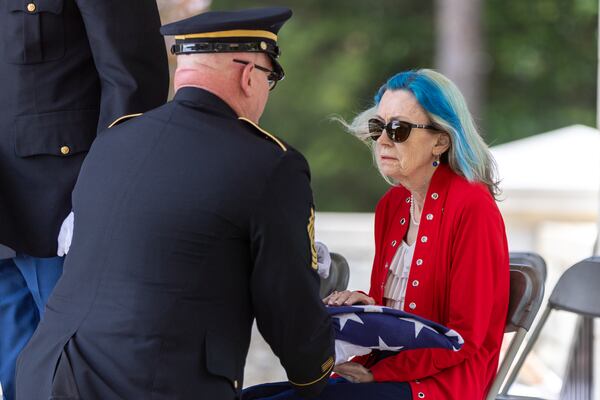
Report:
106,102,172,130
453,175,494,204
237,117,289,152
446,173,501,223
108,113,143,128
236,117,309,167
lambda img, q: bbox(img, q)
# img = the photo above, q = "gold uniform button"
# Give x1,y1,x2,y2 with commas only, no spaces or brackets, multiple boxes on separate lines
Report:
233,380,239,389
60,146,70,155
27,3,36,12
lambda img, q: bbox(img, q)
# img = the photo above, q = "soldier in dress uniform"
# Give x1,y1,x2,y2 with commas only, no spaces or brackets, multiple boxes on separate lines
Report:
0,1,169,399
15,7,334,400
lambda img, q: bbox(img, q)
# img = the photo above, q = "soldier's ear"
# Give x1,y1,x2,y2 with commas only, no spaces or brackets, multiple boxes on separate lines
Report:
239,62,255,97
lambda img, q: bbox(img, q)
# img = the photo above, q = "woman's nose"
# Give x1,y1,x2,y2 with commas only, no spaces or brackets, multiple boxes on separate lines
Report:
376,130,392,145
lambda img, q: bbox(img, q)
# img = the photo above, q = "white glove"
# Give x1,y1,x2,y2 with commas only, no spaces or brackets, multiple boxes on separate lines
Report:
316,241,331,279
57,211,74,257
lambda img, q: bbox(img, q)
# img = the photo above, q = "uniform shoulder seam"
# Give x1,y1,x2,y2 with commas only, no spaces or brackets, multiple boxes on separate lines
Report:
108,113,143,128
238,117,287,151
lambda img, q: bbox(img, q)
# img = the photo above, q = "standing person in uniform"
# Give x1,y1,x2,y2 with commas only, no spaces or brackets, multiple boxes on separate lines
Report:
0,1,169,399
16,7,334,400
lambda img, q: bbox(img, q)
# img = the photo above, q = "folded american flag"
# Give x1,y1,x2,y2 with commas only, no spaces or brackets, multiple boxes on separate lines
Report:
326,305,464,364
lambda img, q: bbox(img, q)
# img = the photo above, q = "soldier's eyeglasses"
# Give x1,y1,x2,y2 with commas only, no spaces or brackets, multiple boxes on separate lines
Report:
367,118,442,143
233,59,278,91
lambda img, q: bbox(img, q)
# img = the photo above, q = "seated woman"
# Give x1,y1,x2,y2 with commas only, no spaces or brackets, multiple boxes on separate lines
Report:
242,69,509,400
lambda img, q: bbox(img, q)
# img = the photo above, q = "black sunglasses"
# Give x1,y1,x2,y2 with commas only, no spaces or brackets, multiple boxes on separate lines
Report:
233,59,279,91
368,118,442,143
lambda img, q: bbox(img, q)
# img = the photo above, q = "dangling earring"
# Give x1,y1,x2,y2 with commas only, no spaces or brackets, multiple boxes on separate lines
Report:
432,155,440,167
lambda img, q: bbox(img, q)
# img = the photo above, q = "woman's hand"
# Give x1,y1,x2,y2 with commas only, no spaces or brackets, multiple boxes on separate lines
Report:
323,290,375,306
333,362,374,383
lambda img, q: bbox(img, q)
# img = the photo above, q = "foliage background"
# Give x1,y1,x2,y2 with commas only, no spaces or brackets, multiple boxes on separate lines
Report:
158,0,598,211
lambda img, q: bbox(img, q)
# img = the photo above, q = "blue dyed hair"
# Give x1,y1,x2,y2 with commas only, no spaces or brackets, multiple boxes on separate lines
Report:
371,69,498,196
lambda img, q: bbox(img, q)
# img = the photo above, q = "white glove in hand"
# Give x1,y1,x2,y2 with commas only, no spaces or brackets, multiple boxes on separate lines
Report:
57,211,74,257
315,241,331,279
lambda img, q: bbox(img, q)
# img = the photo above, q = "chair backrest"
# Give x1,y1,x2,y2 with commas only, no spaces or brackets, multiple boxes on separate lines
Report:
505,260,546,332
507,252,547,285
549,256,600,318
319,252,350,298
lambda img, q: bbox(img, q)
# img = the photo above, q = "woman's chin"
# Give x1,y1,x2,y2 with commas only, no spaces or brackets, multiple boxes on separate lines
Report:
379,165,400,178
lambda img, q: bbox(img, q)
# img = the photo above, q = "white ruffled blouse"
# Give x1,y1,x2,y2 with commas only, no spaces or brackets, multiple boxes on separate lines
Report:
383,240,416,310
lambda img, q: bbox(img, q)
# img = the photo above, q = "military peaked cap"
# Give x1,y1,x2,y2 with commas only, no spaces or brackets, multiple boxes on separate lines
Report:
160,7,292,81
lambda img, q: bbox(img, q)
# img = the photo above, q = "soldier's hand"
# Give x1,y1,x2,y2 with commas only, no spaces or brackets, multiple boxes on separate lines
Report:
323,290,375,306
57,211,74,257
333,362,374,383
315,241,331,279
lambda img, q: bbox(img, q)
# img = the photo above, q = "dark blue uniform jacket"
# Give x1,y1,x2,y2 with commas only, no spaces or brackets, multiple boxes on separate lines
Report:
16,88,335,400
0,0,169,257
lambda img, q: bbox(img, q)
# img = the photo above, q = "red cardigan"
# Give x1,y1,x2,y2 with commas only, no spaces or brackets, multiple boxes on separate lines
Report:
355,164,509,400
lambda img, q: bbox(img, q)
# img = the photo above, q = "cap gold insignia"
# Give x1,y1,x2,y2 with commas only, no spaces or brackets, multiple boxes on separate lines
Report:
260,41,268,50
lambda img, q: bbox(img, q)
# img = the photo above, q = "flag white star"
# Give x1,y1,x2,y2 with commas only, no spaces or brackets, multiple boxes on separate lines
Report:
361,305,384,313
445,329,464,344
377,336,404,351
334,313,364,330
399,318,438,338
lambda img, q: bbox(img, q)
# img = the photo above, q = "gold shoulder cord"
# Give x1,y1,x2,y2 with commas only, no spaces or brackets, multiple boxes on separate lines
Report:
108,113,143,128
238,117,287,151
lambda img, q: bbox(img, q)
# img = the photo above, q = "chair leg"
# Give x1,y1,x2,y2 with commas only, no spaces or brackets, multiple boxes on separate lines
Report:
500,306,552,395
559,316,594,400
486,328,528,400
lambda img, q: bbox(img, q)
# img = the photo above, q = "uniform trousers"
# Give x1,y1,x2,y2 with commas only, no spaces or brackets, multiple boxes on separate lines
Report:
242,377,412,399
0,254,64,400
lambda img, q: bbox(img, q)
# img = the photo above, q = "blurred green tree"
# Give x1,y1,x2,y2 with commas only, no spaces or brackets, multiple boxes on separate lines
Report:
485,0,597,144
171,0,597,211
